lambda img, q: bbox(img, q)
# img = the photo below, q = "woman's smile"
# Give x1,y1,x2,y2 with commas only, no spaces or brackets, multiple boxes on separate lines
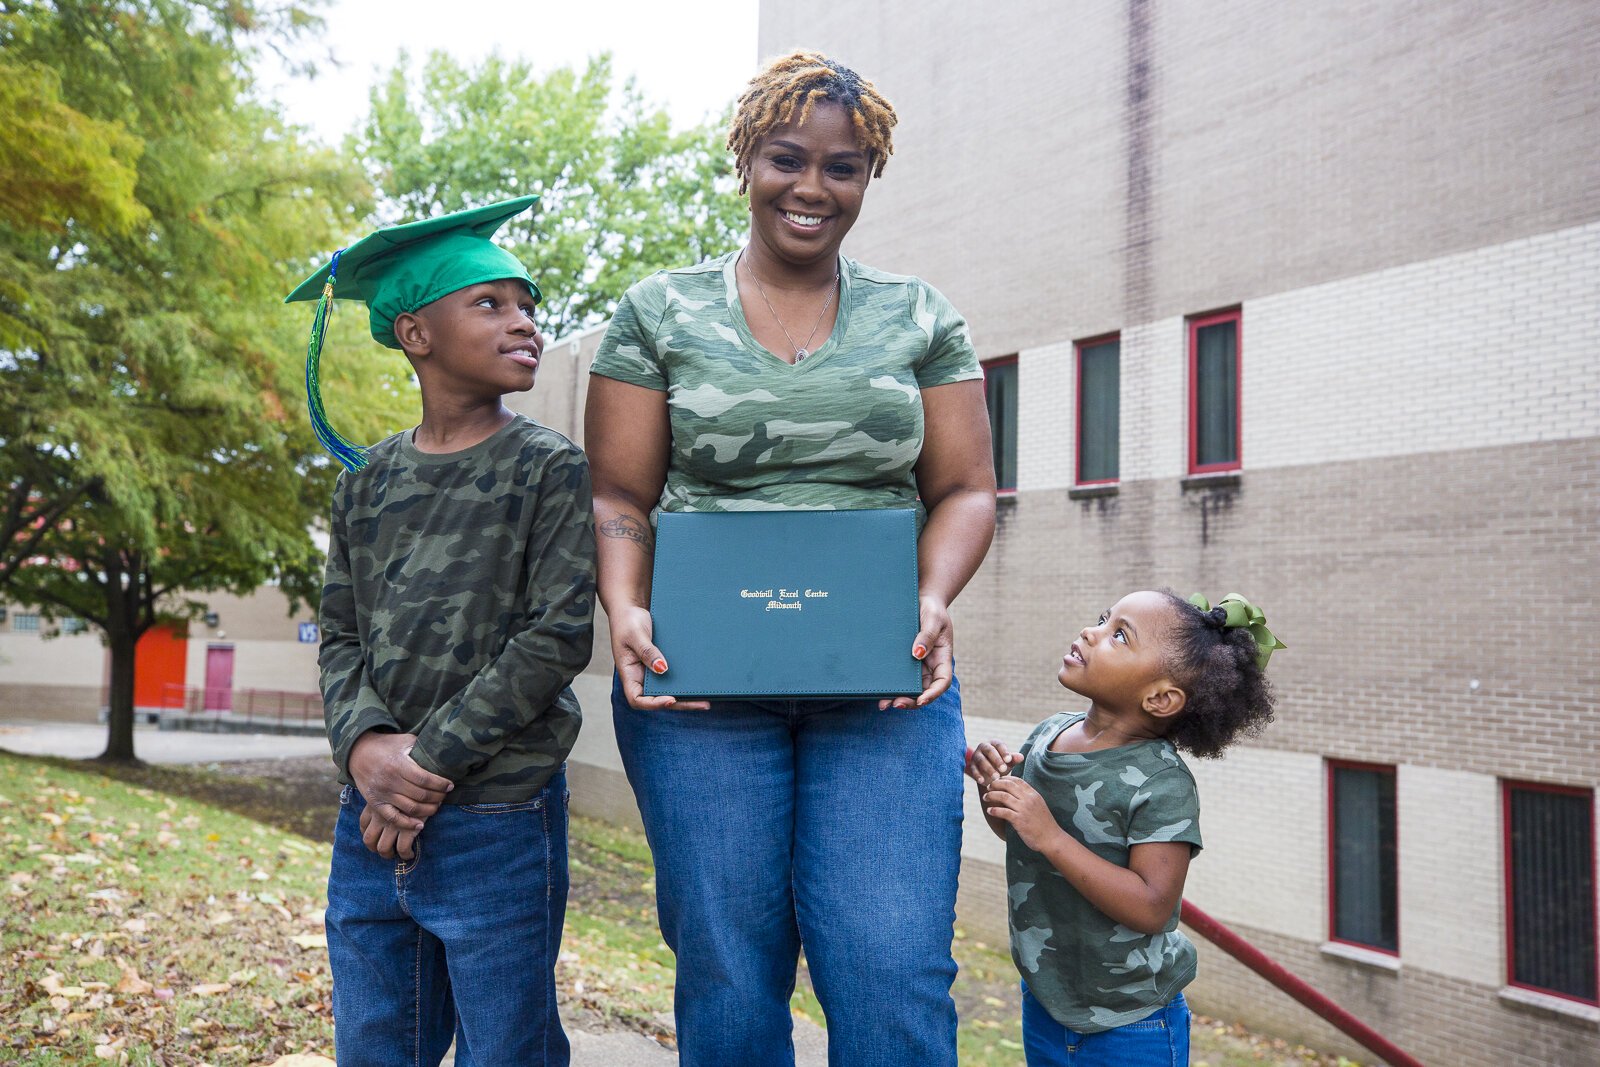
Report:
781,208,830,231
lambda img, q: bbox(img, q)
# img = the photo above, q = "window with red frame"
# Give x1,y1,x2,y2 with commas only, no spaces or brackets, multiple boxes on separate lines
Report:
1188,309,1241,473
983,356,1018,493
1328,761,1398,953
1503,781,1597,1003
1076,334,1120,485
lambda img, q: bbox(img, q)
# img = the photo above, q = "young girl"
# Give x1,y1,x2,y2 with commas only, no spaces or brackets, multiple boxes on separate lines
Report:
967,589,1282,1067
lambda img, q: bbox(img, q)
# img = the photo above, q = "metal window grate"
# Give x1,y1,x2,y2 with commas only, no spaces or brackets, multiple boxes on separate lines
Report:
1507,785,1597,1002
1077,337,1120,483
1331,765,1398,952
983,358,1018,492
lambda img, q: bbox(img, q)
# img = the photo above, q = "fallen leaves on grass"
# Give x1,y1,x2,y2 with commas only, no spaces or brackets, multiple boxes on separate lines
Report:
0,755,337,1064
1192,1014,1363,1066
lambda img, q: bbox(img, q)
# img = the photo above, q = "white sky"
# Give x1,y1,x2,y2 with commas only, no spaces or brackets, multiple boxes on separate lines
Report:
255,0,761,144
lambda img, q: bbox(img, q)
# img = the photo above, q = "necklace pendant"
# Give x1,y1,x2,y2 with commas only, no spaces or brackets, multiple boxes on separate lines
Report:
795,348,808,362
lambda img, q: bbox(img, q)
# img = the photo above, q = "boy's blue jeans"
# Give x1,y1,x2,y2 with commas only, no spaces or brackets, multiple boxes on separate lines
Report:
612,674,966,1067
325,772,570,1067
1022,981,1190,1067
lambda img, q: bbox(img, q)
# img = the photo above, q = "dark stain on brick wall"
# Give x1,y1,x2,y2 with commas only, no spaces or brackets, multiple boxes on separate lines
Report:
1123,0,1157,326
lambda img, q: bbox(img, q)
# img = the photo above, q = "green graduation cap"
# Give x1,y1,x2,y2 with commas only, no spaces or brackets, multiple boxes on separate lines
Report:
286,195,542,472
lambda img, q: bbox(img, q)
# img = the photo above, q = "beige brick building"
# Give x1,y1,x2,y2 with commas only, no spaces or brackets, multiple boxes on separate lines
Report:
532,2,1600,1065
747,2,1597,1064
0,587,321,723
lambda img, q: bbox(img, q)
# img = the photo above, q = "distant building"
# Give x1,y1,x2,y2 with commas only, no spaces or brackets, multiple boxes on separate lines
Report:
0,588,322,727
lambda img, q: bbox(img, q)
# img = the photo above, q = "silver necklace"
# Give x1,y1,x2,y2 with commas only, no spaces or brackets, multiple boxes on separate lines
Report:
740,251,839,363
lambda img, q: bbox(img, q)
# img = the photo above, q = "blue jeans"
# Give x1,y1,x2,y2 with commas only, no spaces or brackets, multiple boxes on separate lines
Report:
1022,981,1190,1067
325,773,570,1067
612,674,966,1067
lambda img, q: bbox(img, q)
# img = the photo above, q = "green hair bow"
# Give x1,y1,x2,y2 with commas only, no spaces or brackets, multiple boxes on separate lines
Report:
1187,592,1287,671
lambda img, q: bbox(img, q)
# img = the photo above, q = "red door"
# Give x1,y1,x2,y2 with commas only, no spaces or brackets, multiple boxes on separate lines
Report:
203,644,235,713
132,623,189,713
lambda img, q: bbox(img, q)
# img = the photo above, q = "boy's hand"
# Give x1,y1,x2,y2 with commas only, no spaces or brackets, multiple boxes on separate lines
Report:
348,731,452,834
966,740,1022,789
359,805,421,861
982,775,1062,852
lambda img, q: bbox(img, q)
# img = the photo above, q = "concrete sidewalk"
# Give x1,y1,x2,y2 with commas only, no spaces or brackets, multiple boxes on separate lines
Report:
0,719,330,763
0,717,831,1065
564,1017,828,1066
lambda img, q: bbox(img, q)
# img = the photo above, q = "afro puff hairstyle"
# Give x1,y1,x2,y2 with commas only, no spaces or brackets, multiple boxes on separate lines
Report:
1155,589,1277,758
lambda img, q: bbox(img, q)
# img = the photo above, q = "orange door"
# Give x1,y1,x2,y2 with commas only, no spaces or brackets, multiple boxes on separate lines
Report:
133,623,189,711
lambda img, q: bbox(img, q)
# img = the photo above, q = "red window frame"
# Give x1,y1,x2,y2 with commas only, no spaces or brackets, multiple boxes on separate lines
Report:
982,355,1019,496
1074,332,1120,487
1326,759,1400,956
1187,308,1242,475
1501,779,1599,1005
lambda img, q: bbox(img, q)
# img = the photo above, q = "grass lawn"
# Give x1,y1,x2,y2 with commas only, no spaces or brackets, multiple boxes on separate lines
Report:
0,753,336,1065
0,751,1358,1066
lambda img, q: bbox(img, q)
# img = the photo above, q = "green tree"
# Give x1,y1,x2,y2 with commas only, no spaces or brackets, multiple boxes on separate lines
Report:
0,0,402,761
354,51,747,339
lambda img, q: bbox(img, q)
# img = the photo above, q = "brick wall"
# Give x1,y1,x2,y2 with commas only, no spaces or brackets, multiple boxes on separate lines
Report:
1188,917,1600,1067
758,0,1600,361
955,436,1600,787
1011,220,1600,489
0,682,100,722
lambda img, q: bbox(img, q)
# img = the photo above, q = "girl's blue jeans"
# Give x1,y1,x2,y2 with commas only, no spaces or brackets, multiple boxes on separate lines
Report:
325,773,570,1067
1022,980,1191,1067
612,673,966,1067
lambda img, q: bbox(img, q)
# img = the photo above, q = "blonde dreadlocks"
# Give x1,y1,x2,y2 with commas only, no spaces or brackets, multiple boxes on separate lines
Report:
726,51,898,194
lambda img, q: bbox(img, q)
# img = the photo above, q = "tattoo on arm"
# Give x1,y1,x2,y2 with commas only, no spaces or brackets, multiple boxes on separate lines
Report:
599,515,653,552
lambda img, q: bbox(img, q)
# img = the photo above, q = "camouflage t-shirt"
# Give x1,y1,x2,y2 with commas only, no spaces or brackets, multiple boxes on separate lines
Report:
1007,711,1204,1032
318,415,596,803
590,251,982,517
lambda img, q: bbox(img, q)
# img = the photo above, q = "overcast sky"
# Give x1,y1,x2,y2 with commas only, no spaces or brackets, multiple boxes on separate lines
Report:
255,0,762,144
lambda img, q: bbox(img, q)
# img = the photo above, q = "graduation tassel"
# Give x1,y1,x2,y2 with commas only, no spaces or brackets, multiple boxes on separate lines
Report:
303,249,370,473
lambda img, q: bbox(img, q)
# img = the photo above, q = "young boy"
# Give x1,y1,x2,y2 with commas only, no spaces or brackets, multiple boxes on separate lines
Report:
286,195,595,1066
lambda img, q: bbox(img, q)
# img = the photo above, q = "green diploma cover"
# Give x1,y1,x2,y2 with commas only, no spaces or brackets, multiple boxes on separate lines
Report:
643,509,922,699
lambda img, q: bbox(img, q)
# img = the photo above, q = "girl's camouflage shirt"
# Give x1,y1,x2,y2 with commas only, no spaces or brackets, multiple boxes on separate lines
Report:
1008,712,1204,1032
590,251,981,520
318,415,595,803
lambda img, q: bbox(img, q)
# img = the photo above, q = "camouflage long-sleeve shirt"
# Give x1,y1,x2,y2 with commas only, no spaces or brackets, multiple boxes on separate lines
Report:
318,415,595,803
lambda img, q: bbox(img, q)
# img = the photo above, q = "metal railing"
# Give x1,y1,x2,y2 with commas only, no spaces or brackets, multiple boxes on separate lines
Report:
160,683,324,729
1181,900,1425,1067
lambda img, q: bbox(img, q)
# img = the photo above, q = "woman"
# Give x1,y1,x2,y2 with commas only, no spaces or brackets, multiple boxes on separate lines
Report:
584,51,996,1067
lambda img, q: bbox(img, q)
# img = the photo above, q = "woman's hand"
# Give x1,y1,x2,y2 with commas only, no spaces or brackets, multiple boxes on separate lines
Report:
610,603,710,711
881,594,954,709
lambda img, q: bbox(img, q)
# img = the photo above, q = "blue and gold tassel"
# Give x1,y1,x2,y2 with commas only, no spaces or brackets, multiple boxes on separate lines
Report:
303,249,370,473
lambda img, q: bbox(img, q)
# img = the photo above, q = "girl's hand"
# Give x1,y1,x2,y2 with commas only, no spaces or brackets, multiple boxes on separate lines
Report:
610,604,710,711
966,740,1022,789
983,775,1063,852
881,595,954,710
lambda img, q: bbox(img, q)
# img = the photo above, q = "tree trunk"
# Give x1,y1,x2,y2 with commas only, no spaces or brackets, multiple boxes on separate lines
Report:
100,620,139,762
98,548,143,764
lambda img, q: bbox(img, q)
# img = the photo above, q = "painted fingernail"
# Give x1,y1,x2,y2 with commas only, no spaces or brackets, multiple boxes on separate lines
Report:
651,658,667,674
912,644,928,659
